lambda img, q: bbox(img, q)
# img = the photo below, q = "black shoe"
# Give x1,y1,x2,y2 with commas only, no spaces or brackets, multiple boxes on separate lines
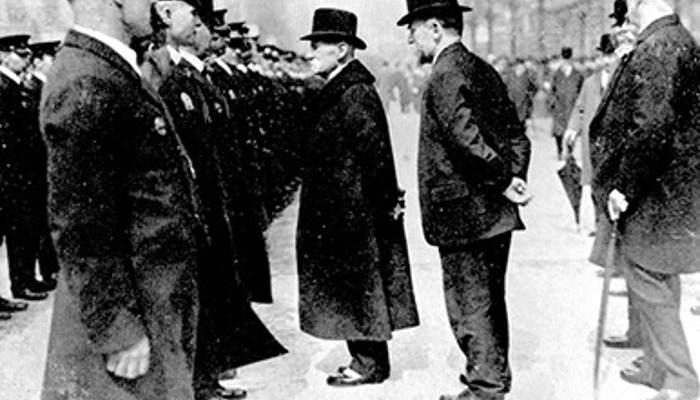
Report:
215,387,247,400
13,289,49,301
0,311,11,320
604,335,642,349
0,297,28,312
29,280,55,293
459,373,469,385
327,367,387,387
40,276,58,291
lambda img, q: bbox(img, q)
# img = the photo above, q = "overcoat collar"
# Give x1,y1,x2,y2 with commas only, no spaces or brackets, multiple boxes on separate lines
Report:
313,58,374,114
62,30,164,108
637,14,679,44
433,41,464,68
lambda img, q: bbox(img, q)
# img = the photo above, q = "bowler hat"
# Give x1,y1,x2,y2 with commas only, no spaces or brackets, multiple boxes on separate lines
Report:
300,8,367,50
596,34,616,55
0,34,31,55
208,9,229,32
397,0,472,26
609,0,627,27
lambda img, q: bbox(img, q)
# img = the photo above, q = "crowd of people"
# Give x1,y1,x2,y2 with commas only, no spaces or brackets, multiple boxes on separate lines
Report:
0,0,698,400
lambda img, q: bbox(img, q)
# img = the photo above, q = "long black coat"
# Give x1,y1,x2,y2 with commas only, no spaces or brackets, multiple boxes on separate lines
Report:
40,30,201,400
419,43,531,247
549,65,584,138
589,15,700,275
297,59,419,341
158,56,286,373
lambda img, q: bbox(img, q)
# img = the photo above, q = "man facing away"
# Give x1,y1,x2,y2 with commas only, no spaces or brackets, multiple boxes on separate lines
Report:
398,0,532,399
41,0,202,398
590,0,700,399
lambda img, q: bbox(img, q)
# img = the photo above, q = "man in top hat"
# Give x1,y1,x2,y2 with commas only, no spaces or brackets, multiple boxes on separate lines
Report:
152,2,287,399
0,33,53,304
40,0,202,398
297,7,419,388
398,1,531,399
589,0,700,399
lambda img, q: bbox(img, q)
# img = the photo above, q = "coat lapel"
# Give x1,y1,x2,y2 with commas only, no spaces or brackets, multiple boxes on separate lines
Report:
312,59,375,117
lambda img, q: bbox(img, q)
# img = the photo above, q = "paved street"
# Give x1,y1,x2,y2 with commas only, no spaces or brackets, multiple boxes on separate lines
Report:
0,104,698,400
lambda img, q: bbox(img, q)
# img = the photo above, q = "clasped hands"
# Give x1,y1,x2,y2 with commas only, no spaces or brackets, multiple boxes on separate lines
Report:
106,336,150,380
503,177,532,206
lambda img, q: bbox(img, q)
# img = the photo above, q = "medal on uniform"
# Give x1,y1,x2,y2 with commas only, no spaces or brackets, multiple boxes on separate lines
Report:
180,92,194,111
214,102,223,115
154,116,168,136
228,89,236,100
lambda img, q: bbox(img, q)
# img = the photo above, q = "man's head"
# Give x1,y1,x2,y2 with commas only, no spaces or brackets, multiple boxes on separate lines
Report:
300,8,366,77
69,0,157,42
153,0,203,48
0,34,32,74
397,1,471,64
624,0,674,28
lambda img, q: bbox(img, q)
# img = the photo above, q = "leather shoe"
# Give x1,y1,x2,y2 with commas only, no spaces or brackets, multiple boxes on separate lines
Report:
0,311,11,320
0,297,28,312
604,335,642,349
13,288,49,301
647,389,699,400
327,367,387,387
29,280,55,293
620,368,659,389
215,387,247,399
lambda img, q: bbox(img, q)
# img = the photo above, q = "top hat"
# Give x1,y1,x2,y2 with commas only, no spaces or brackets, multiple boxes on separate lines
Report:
397,0,472,26
609,0,627,27
0,34,31,56
29,40,61,58
300,8,367,50
596,34,616,55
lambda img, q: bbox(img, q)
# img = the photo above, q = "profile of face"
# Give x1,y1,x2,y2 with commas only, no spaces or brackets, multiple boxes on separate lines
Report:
4,51,30,74
193,24,212,56
408,19,437,65
308,41,342,77
157,1,202,47
625,0,641,27
120,0,155,39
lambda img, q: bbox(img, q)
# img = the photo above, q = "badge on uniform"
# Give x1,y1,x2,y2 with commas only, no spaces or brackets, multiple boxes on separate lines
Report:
228,90,236,100
180,92,195,111
214,102,223,115
154,116,168,136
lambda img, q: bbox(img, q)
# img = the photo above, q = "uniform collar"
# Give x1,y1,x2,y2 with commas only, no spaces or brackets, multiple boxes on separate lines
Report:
215,58,233,75
167,45,182,65
0,65,21,85
73,25,141,77
33,71,47,83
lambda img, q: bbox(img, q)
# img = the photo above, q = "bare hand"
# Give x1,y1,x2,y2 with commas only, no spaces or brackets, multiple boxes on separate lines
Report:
503,177,532,206
607,189,628,221
563,129,578,147
106,336,150,380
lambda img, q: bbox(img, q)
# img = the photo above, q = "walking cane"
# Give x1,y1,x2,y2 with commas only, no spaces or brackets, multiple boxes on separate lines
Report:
593,219,619,399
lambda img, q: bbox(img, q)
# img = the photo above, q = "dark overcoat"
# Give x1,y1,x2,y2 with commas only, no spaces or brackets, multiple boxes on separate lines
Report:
40,30,201,400
589,15,700,275
205,61,273,303
418,43,531,247
297,59,419,341
504,69,538,123
158,56,286,374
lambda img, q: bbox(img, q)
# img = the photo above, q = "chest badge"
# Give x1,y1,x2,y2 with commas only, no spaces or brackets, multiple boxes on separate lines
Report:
228,90,236,100
180,92,195,111
154,116,168,136
214,102,223,115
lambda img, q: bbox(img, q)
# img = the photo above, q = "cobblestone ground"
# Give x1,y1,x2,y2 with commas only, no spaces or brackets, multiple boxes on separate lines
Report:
0,103,698,400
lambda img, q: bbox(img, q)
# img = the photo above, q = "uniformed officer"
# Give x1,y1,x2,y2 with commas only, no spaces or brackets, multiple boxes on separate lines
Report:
0,34,51,303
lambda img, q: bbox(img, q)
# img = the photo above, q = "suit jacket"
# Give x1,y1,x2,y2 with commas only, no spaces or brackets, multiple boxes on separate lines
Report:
419,42,531,247
589,15,700,274
566,70,609,185
41,30,201,400
297,59,419,341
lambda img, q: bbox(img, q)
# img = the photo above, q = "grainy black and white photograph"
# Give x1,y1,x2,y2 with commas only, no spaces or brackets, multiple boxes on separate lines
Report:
0,0,700,399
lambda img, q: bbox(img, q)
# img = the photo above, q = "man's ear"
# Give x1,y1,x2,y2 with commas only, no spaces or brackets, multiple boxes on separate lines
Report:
153,2,172,25
337,42,349,59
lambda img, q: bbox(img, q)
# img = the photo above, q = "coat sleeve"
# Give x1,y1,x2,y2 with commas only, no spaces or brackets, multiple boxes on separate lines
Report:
612,47,678,202
42,76,146,354
429,69,511,190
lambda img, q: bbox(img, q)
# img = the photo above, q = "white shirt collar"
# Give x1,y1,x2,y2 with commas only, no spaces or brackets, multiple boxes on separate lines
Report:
432,38,460,67
33,71,47,83
167,45,182,65
0,66,22,85
73,25,141,77
326,60,349,83
215,58,233,76
179,50,205,73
